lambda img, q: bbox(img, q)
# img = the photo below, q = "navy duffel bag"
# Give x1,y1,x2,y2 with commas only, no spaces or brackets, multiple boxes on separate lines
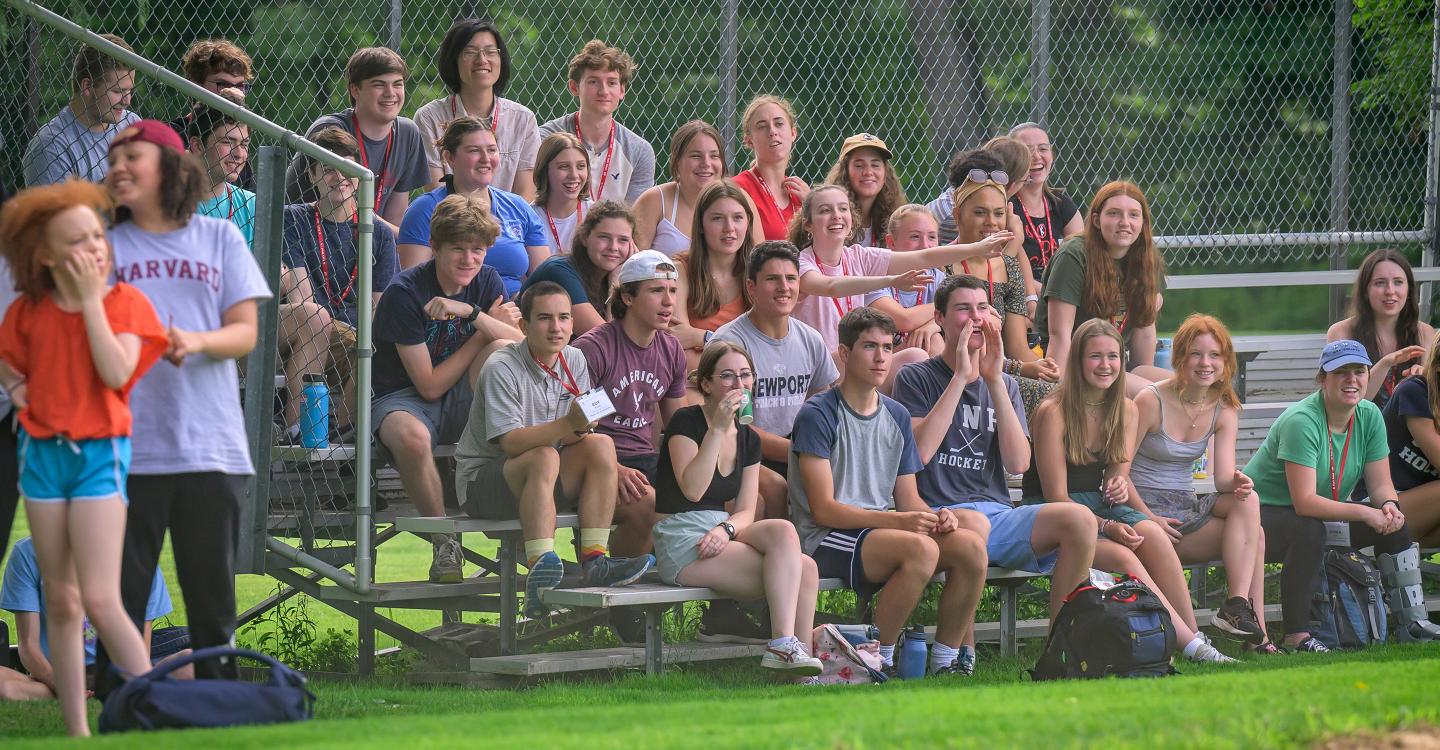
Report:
100,646,316,733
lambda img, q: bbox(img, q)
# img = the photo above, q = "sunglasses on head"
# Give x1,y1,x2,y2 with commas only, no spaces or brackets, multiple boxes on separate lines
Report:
966,169,1009,186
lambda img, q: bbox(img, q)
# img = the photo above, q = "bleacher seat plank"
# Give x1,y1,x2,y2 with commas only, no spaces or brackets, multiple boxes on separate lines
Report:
317,578,502,603
395,513,580,535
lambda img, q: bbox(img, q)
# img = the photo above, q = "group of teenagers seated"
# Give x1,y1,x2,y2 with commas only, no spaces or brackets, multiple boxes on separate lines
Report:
2,17,1438,719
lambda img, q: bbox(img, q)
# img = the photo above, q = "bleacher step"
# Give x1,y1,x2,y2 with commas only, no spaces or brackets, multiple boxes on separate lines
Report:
469,643,766,676
317,578,501,603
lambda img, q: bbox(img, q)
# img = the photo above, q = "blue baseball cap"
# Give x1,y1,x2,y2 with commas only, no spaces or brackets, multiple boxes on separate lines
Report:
1319,340,1372,372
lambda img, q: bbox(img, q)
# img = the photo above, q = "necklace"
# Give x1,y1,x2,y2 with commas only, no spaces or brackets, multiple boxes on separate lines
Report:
1084,399,1105,407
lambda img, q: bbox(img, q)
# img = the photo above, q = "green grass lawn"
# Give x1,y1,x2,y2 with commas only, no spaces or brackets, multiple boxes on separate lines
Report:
3,644,1439,746
1,509,547,653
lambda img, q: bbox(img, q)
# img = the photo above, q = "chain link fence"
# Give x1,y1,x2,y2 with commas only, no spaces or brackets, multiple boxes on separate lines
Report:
1,0,1435,271
0,0,1433,585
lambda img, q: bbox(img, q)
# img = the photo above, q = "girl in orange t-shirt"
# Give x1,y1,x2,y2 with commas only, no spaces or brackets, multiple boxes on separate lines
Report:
0,180,167,737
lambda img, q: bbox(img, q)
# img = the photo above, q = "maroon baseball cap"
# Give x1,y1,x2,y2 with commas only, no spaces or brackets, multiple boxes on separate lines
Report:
108,119,185,155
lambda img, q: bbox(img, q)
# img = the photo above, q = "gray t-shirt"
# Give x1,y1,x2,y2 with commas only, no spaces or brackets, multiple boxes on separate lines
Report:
713,312,838,437
110,217,273,475
413,95,539,194
455,341,592,488
284,109,430,216
787,388,923,554
23,107,140,187
538,114,655,205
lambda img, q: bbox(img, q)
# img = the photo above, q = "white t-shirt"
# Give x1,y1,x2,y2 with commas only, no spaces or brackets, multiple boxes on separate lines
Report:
535,200,593,256
413,95,540,194
795,243,892,352
111,216,272,475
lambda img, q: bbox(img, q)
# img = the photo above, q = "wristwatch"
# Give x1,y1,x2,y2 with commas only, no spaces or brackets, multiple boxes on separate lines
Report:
718,521,736,540
464,303,481,323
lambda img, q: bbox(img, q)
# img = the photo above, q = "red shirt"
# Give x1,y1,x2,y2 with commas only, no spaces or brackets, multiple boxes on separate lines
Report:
0,283,168,439
735,169,799,241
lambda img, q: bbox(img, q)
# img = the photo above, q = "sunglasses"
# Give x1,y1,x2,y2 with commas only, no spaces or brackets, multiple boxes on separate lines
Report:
967,169,1009,186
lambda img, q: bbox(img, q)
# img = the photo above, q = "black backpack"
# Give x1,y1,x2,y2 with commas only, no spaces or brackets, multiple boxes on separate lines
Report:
1031,574,1178,680
1310,547,1387,650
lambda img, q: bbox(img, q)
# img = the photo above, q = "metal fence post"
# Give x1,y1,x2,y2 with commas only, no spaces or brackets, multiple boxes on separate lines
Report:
1421,0,1440,322
1030,0,1051,124
238,145,287,575
720,0,739,174
388,0,402,53
1328,0,1353,321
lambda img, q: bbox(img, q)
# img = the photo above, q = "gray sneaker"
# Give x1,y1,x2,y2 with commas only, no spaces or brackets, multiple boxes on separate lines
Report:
1188,638,1239,664
428,537,463,584
581,554,655,587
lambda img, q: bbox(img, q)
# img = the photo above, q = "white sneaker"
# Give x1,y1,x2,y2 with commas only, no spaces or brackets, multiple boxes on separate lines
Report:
1188,638,1239,664
761,639,822,676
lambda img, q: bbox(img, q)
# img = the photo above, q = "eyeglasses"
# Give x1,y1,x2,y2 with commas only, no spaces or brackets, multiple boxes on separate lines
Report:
714,370,755,385
460,46,502,61
205,79,252,94
966,169,1009,186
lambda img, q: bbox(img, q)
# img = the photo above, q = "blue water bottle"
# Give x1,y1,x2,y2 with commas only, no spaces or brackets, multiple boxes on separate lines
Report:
1154,337,1172,370
300,374,330,449
898,624,928,679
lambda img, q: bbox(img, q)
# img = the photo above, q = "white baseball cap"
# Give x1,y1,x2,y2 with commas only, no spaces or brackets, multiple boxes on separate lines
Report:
617,250,680,285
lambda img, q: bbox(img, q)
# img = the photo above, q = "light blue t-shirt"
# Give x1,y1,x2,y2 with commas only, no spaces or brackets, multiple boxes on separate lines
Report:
398,184,546,300
864,265,944,309
22,107,140,187
198,185,257,249
787,388,923,554
111,215,273,475
1,537,170,663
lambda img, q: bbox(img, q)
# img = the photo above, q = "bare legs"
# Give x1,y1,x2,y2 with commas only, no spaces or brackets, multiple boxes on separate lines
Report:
27,500,152,737
677,519,818,639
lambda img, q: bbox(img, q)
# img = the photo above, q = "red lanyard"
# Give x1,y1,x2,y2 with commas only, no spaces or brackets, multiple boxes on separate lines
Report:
449,95,501,143
574,114,616,201
313,206,357,305
223,183,236,221
533,350,581,396
748,168,797,225
351,113,394,213
545,203,585,250
1327,415,1354,500
826,250,856,318
1018,196,1056,268
959,258,996,304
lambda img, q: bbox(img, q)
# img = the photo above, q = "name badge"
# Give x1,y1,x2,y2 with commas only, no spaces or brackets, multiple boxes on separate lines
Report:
576,387,617,423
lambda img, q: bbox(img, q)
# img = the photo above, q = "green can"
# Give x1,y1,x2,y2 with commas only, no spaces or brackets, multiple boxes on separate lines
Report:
737,389,754,425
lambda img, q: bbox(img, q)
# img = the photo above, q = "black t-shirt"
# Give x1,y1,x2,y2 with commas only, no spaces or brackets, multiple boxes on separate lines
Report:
1010,191,1079,281
654,405,761,514
372,259,504,398
1021,455,1105,498
1383,375,1440,492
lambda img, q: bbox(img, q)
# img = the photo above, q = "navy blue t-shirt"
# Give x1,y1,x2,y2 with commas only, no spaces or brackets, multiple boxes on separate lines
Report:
282,203,399,326
893,358,1028,508
372,259,504,398
1383,375,1440,492
522,255,590,305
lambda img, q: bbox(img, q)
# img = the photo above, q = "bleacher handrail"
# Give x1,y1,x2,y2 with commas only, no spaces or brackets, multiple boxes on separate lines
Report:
4,0,378,595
